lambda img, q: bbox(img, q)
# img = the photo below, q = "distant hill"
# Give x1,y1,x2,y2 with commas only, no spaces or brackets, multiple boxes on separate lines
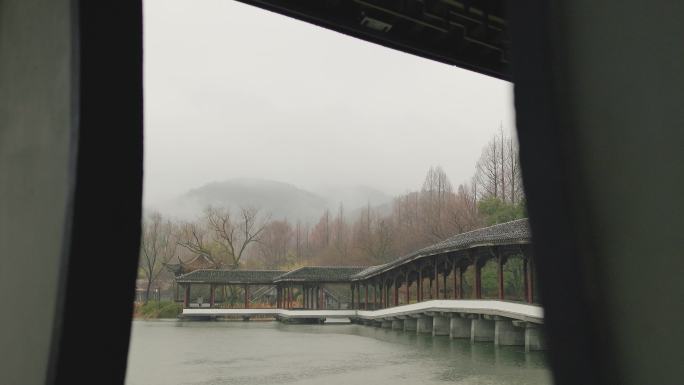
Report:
151,178,392,223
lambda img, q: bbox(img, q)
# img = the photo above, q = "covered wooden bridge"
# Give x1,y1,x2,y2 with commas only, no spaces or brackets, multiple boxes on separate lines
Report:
176,218,536,311
176,269,285,309
176,218,544,349
349,218,535,309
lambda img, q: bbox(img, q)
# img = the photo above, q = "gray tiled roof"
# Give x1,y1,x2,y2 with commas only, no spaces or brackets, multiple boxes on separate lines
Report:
176,269,287,284
352,219,531,280
273,266,366,283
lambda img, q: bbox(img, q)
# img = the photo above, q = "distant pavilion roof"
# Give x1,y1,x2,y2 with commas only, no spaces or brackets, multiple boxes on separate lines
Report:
176,269,286,285
164,254,221,277
273,266,366,283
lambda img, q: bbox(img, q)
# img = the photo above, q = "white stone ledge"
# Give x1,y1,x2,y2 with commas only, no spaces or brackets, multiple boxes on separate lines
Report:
181,300,543,324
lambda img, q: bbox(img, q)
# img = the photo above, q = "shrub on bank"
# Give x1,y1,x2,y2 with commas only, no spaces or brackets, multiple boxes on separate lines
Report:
135,301,182,319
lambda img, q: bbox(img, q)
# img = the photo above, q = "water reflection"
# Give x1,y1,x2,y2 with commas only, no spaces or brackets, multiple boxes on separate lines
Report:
126,320,552,385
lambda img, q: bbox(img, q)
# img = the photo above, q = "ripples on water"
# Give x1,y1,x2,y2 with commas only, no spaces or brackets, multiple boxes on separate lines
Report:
125,320,552,385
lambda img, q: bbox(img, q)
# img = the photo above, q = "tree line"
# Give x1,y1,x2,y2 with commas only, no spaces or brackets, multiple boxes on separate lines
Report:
138,129,526,302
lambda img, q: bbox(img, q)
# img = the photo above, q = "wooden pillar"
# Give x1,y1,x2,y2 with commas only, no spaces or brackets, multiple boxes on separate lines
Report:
373,283,377,309
350,284,355,310
209,284,215,308
364,283,369,310
405,273,410,304
277,287,281,308
310,286,314,309
393,279,399,306
244,285,249,309
379,282,384,308
474,259,482,299
443,261,448,299
525,256,535,303
453,260,459,299
183,285,190,308
319,285,325,309
383,282,387,307
386,281,390,307
418,269,422,302
498,252,505,300
434,261,440,300
356,283,361,308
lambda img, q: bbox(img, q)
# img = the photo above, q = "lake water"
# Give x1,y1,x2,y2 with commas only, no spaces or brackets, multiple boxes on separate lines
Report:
126,320,552,385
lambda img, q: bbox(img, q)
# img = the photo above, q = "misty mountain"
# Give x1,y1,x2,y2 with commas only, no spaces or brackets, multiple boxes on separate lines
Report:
152,178,392,223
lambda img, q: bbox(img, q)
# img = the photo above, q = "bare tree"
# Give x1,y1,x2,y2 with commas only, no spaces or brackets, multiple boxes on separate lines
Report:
205,206,269,269
506,136,524,204
354,205,393,263
258,219,293,268
333,203,349,263
140,212,177,303
420,166,453,240
177,221,213,258
447,183,481,233
499,125,507,201
475,138,501,200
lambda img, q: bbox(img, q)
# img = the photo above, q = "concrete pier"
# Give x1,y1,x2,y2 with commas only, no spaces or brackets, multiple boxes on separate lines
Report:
524,323,546,352
403,318,417,332
392,319,404,330
432,315,450,336
471,317,495,342
449,315,472,339
494,318,525,346
416,316,433,334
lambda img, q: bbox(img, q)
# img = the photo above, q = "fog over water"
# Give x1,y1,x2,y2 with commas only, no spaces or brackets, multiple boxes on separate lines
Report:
143,0,516,212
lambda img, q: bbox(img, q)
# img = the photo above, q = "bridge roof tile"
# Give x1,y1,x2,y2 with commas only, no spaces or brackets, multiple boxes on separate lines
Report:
176,269,287,284
352,218,531,280
274,266,366,283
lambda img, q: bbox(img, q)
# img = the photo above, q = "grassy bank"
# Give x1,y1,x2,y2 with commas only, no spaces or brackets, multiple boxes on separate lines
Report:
134,301,182,319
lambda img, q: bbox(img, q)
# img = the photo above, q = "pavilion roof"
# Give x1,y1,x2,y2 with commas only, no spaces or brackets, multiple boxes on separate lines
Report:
176,269,286,285
273,266,366,283
164,254,221,276
352,218,531,280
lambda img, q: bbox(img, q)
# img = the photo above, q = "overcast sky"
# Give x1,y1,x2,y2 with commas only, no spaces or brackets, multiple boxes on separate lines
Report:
143,0,516,206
